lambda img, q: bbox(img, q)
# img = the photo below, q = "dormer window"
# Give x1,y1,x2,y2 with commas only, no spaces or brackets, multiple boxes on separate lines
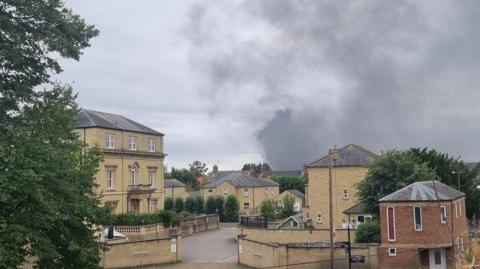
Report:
106,134,115,149
129,136,137,151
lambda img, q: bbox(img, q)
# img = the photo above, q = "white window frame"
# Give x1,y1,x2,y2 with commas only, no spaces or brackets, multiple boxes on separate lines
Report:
343,188,349,199
106,168,116,190
148,138,156,152
386,206,396,242
317,213,323,224
128,136,138,151
459,201,462,216
130,167,138,185
223,188,229,199
243,188,249,197
106,134,115,149
208,189,213,195
243,202,250,210
413,206,422,231
388,248,397,257
440,206,447,224
148,170,156,187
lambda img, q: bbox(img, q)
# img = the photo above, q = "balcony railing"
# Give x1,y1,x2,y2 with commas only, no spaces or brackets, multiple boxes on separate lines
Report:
128,184,156,193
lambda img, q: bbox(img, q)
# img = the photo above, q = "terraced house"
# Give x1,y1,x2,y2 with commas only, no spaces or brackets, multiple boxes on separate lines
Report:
202,172,279,215
304,144,377,229
76,109,165,214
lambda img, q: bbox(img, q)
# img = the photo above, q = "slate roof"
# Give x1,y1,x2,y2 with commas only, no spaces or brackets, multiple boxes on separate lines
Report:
379,181,465,202
307,144,377,167
202,172,279,188
343,202,370,214
77,109,163,135
284,189,306,200
276,214,303,229
164,179,186,188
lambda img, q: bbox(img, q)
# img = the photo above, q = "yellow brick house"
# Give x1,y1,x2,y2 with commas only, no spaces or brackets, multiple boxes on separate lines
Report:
202,172,279,215
304,144,377,229
76,109,165,214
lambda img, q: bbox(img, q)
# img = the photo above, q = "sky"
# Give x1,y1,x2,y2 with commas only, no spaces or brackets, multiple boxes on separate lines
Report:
58,0,480,170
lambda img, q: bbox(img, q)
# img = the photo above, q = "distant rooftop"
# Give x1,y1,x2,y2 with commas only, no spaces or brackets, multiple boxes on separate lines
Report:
283,189,306,200
307,144,377,167
202,172,279,188
379,180,464,202
343,202,370,215
76,109,163,135
270,170,304,177
164,179,186,188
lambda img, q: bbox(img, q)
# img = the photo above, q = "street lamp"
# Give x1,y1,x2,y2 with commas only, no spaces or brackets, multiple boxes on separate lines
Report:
451,171,461,190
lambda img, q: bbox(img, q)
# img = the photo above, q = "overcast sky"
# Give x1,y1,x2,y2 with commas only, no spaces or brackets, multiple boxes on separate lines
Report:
58,1,480,170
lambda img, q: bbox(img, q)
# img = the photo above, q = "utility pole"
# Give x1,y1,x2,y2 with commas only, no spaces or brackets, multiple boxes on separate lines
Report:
347,214,352,269
329,146,339,269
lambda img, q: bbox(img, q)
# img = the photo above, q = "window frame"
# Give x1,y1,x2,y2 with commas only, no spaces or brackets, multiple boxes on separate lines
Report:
106,168,116,190
317,213,323,224
243,188,249,197
388,248,397,257
343,188,349,199
106,134,116,149
148,137,156,152
387,207,396,242
243,202,250,210
130,166,138,186
128,136,138,151
148,170,156,187
413,206,422,231
440,205,447,224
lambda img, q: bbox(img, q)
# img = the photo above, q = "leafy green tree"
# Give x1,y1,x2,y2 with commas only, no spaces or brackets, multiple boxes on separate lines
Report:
184,197,195,213
174,197,184,213
224,195,240,222
355,220,381,243
409,148,480,219
164,197,174,211
194,197,205,214
272,176,307,193
170,167,198,190
205,196,217,214
260,200,276,221
214,196,225,221
241,162,272,176
278,196,297,218
357,150,436,215
159,210,180,228
189,160,208,177
0,1,103,268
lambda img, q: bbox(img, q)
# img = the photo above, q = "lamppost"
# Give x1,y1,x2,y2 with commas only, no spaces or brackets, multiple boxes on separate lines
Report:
452,170,461,190
329,146,339,269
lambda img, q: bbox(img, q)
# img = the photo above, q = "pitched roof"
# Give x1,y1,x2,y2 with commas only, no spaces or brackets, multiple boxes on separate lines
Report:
284,189,306,200
164,179,186,188
202,172,279,188
307,144,377,167
276,214,303,229
343,202,370,214
76,109,163,135
379,181,465,202
270,170,304,177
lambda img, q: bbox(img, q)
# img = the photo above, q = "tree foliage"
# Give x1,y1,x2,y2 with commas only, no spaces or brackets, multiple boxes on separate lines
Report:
174,197,184,213
272,176,307,193
260,200,276,221
184,197,195,213
170,167,198,190
164,197,174,211
357,150,436,215
205,196,217,214
241,163,272,176
194,196,205,214
214,196,225,221
278,196,296,219
189,160,208,177
0,1,102,268
355,220,381,243
224,195,240,222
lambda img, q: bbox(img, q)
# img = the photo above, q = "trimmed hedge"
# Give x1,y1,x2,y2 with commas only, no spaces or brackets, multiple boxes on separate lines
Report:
106,210,178,226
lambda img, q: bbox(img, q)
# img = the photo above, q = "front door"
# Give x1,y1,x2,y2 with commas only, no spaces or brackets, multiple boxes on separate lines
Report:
129,199,139,213
429,249,446,269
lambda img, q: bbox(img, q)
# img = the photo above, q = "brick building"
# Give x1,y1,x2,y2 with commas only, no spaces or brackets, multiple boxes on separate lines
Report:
378,181,468,269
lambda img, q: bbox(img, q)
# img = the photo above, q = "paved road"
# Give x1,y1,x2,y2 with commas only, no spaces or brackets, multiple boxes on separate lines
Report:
161,224,250,269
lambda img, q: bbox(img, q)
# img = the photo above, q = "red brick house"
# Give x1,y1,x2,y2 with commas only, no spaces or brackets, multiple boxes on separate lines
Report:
378,181,468,269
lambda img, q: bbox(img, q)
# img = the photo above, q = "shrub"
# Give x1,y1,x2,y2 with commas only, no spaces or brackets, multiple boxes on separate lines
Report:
164,197,174,211
260,200,276,221
174,197,184,213
185,197,195,213
194,196,205,214
214,196,225,221
159,210,180,228
107,212,161,226
224,195,239,222
355,220,381,243
205,196,216,214
278,196,296,219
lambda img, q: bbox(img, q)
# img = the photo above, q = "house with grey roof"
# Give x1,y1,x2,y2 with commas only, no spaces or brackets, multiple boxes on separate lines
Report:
274,189,306,213
164,179,187,199
202,172,279,215
378,181,468,269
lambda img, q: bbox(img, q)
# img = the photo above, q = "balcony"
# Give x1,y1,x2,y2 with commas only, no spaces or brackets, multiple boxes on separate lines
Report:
128,184,156,194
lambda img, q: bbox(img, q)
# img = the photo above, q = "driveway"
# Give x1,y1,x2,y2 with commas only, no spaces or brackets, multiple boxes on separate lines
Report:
161,224,250,269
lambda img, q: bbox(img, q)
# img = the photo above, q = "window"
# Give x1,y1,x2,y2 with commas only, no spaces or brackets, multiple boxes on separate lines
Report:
387,207,396,241
317,213,323,224
106,169,116,190
459,202,462,216
130,166,138,185
343,188,348,199
414,206,422,231
223,188,229,199
434,250,441,265
148,138,156,152
149,199,157,213
243,188,249,197
440,206,447,224
388,248,397,257
243,202,250,210
265,187,268,197
455,202,458,218
208,189,213,195
149,170,156,187
129,136,137,150
106,134,115,149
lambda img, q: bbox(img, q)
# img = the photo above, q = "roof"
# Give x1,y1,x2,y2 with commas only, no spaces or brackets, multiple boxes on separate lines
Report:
343,202,370,214
283,189,306,200
307,144,377,167
202,172,279,188
379,181,465,202
276,214,303,229
76,109,163,135
270,170,304,177
164,179,186,188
